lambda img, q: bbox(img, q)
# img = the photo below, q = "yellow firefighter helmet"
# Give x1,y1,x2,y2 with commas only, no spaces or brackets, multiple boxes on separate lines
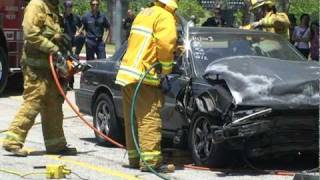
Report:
251,0,275,10
157,0,178,10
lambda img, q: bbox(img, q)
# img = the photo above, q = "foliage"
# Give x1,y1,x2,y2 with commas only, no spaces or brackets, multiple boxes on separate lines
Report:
288,0,319,22
128,0,150,14
177,0,207,23
127,0,207,24
233,9,245,27
62,0,108,16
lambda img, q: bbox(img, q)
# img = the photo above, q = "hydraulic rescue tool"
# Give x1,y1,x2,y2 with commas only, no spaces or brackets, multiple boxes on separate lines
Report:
52,51,91,81
51,33,91,82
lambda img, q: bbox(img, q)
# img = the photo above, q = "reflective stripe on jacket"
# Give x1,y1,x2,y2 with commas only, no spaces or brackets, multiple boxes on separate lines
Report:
259,12,290,40
22,0,61,69
115,5,177,87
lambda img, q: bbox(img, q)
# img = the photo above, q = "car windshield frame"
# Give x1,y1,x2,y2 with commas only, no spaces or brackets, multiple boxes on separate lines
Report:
188,31,305,77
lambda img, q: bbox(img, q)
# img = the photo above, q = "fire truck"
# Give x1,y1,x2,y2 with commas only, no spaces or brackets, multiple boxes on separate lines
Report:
0,0,25,95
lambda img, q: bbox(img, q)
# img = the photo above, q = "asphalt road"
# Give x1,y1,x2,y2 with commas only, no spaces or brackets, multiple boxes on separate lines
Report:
0,74,317,180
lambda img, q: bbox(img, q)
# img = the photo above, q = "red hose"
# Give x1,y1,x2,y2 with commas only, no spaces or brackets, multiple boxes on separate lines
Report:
49,55,125,149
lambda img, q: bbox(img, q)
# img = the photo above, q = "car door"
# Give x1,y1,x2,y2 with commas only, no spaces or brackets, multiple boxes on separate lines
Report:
161,53,191,132
109,43,127,119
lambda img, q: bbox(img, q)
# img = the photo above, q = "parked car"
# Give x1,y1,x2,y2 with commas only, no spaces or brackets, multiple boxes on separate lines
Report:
75,27,319,167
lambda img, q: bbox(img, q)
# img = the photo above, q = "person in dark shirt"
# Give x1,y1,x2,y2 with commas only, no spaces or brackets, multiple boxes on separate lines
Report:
63,0,85,57
63,0,85,89
122,9,135,40
82,0,110,60
202,7,226,27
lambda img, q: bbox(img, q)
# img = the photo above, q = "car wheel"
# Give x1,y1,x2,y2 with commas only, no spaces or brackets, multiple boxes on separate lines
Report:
189,112,231,167
93,93,122,146
0,47,8,95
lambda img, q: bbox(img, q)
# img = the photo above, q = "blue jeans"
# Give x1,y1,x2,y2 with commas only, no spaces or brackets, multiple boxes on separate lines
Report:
85,38,106,60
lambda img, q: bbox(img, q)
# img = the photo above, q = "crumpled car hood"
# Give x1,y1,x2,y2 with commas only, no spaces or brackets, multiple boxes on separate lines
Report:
204,56,320,109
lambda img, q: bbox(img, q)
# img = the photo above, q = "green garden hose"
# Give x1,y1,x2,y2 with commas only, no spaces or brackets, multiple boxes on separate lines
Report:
130,62,170,180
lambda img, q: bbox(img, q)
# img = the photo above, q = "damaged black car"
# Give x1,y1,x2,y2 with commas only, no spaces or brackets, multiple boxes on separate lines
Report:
75,27,319,167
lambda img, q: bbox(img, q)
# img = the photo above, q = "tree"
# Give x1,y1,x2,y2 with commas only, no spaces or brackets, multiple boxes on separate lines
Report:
177,0,206,23
288,0,319,21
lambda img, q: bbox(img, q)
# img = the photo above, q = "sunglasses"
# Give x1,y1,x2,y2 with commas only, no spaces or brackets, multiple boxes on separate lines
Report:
91,3,99,6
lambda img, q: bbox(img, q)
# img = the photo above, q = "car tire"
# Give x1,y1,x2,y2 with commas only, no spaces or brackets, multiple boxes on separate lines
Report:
189,112,231,167
93,93,122,146
0,47,8,95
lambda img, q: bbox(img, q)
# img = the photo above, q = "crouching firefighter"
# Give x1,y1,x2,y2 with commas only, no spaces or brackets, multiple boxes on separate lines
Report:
115,0,178,172
2,0,77,157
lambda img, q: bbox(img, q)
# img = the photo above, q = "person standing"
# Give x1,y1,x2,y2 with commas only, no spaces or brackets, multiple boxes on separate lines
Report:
310,21,319,61
202,7,226,27
292,14,311,58
82,0,110,60
123,9,135,40
63,0,85,57
63,0,85,89
2,0,76,156
248,0,290,40
115,0,178,172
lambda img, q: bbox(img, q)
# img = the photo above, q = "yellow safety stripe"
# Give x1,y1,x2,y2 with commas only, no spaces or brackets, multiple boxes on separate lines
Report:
141,151,162,161
130,26,153,67
117,70,160,86
44,137,66,146
114,79,128,86
131,25,153,35
119,66,160,81
159,60,173,67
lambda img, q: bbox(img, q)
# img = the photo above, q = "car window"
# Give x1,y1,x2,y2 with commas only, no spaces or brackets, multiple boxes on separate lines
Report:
111,42,127,62
190,33,304,75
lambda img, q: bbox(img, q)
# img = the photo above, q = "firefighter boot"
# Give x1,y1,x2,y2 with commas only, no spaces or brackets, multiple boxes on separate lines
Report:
47,145,77,156
140,163,175,173
2,143,29,157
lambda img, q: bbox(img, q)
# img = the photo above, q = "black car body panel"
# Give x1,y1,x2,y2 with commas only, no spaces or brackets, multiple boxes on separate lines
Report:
204,56,320,109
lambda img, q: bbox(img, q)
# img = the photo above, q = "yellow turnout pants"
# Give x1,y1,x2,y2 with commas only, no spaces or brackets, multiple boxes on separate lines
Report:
122,83,164,168
3,65,67,152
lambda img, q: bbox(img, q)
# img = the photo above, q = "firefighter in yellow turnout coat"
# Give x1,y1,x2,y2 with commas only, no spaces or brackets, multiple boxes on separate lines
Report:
246,0,290,40
2,0,76,156
115,0,178,171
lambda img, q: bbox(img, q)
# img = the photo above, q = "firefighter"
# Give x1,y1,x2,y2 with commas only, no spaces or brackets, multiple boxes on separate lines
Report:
115,0,178,172
2,0,76,157
248,0,290,39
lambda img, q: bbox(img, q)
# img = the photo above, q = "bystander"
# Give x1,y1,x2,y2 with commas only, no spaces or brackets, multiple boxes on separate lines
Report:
82,0,110,60
292,14,311,58
310,21,319,61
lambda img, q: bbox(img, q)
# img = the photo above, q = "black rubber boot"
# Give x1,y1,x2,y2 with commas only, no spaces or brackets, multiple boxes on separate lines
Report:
47,146,77,156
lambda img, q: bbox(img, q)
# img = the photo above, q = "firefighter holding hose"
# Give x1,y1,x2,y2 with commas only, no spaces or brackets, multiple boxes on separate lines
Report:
2,0,76,156
115,0,178,173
